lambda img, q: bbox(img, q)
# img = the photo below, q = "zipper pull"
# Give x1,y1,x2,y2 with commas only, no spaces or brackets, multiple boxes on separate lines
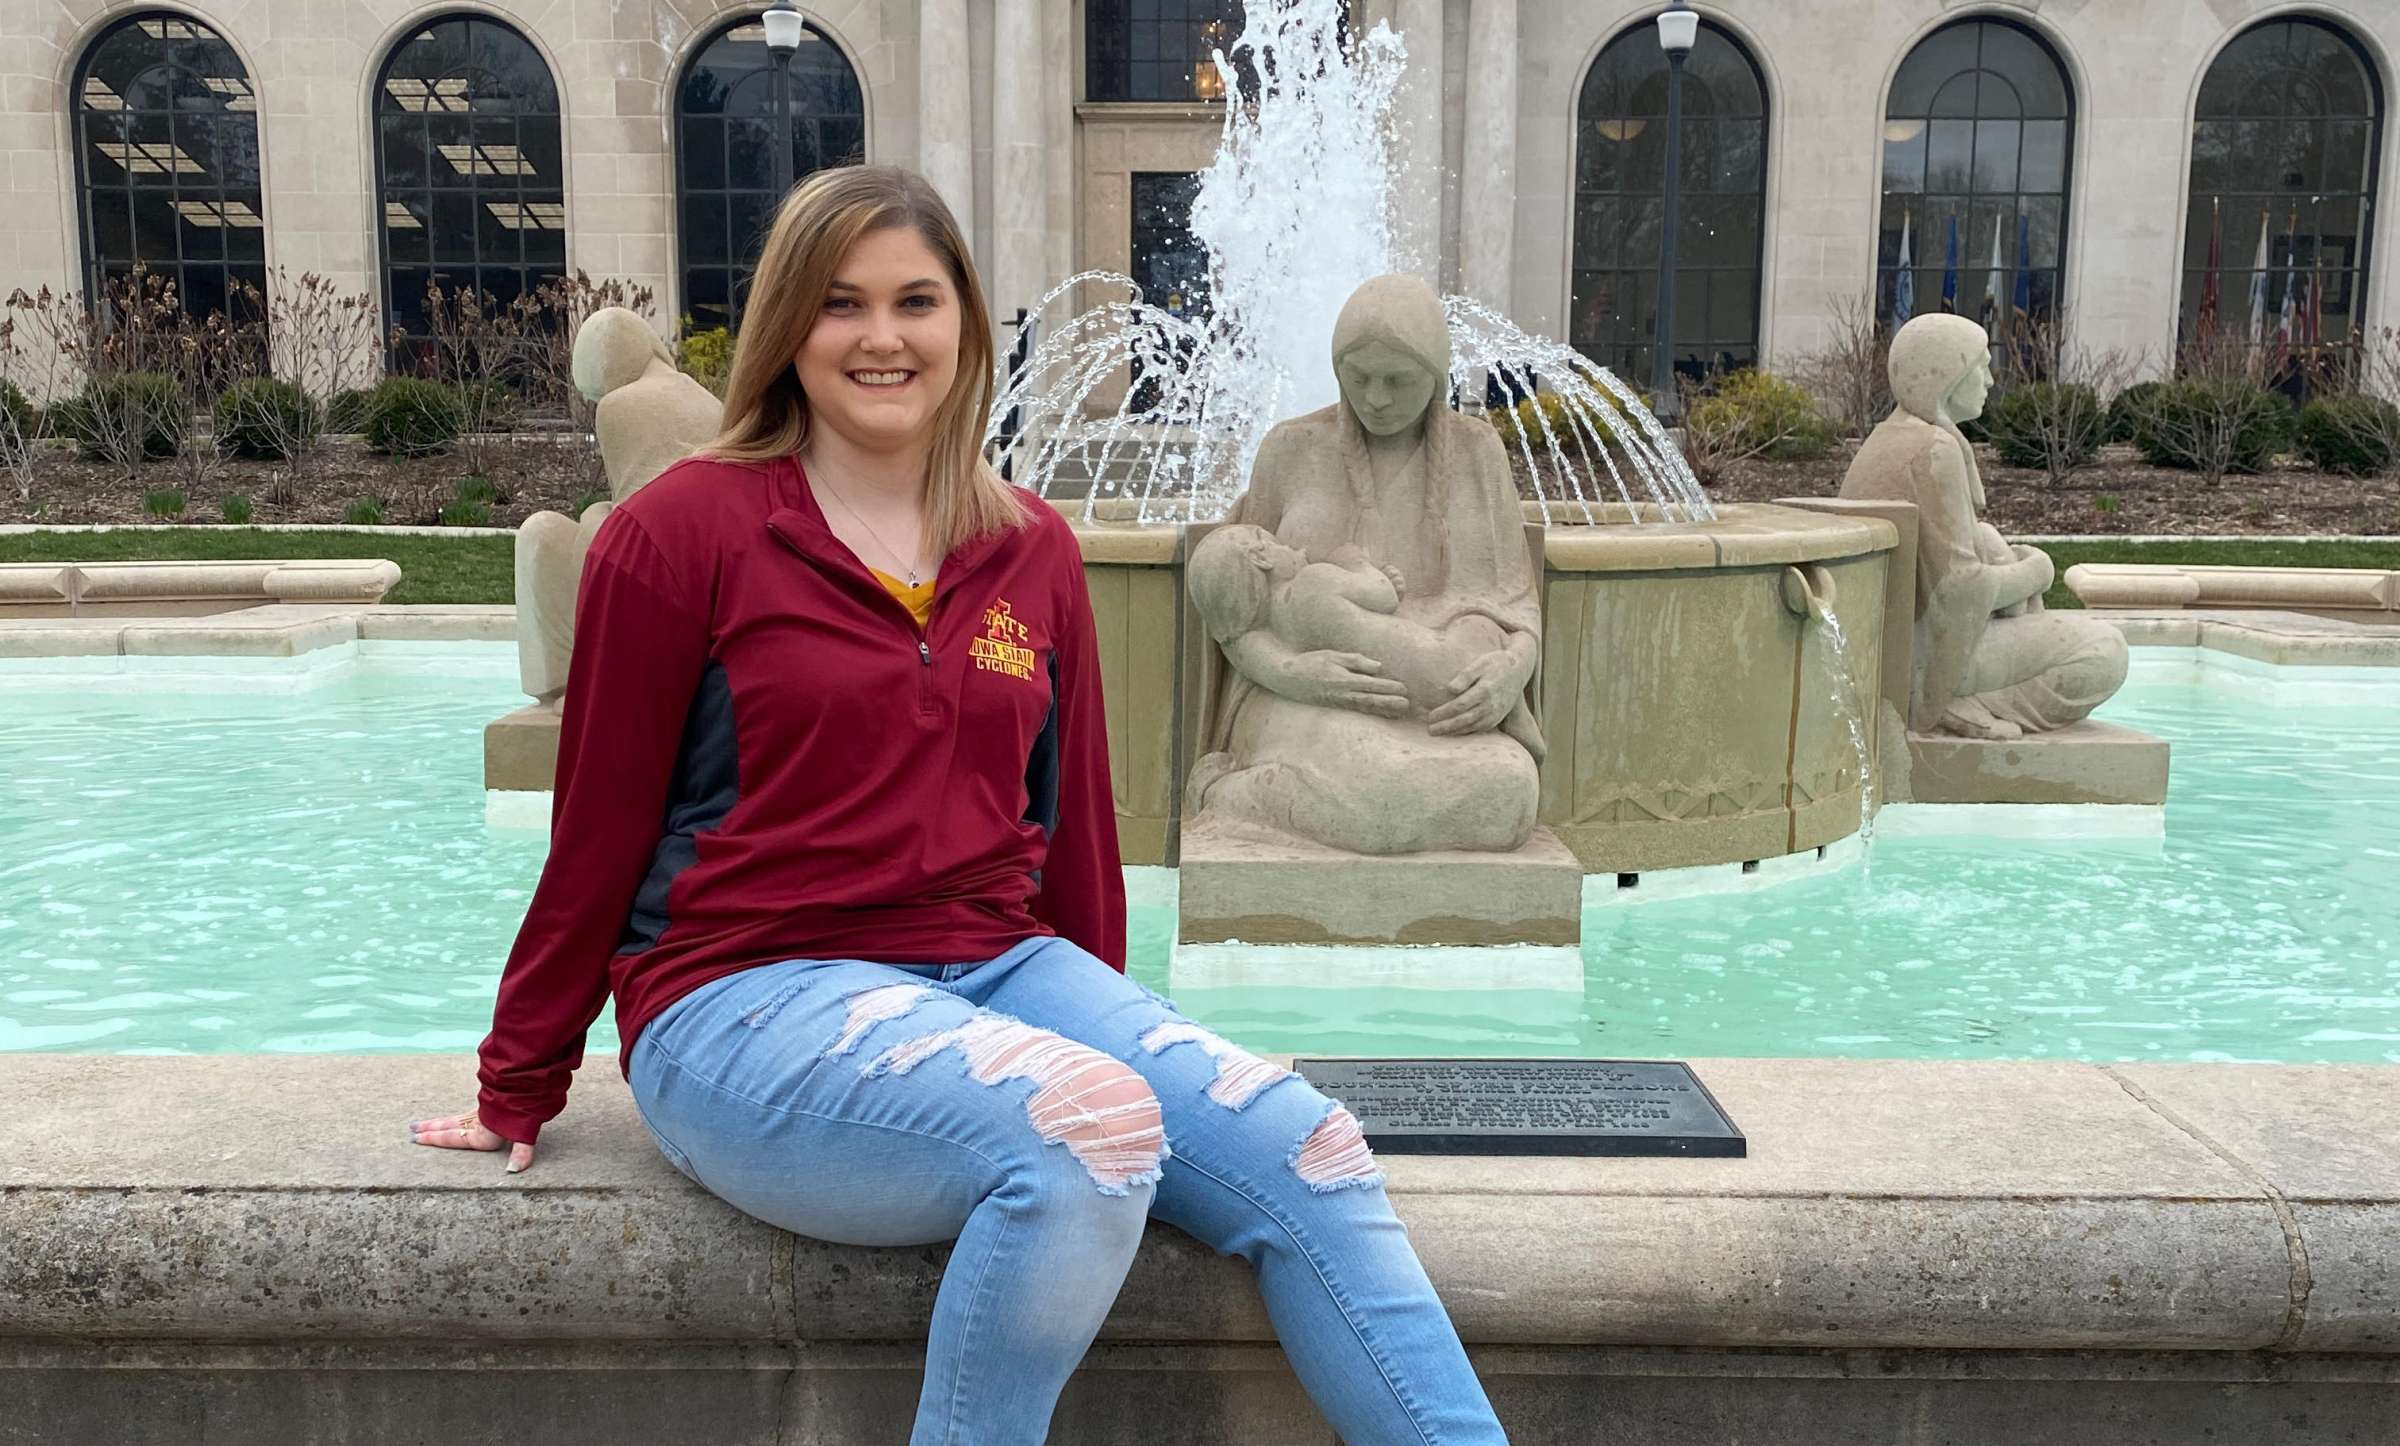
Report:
918,641,932,666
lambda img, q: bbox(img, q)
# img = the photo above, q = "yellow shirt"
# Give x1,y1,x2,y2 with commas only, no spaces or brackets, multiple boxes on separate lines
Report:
870,567,937,628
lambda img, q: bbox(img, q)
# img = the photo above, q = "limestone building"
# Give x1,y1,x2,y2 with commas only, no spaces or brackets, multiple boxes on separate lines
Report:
2,1,2393,385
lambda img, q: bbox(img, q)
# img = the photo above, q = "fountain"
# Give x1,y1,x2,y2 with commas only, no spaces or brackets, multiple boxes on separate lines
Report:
985,0,1902,911
987,1,1705,526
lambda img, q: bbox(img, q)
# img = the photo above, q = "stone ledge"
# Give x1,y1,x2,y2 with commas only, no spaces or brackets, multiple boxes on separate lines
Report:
485,700,563,792
0,559,400,619
360,604,517,643
12,1339,2398,1446
2097,608,2400,666
2067,562,2400,620
0,604,526,662
7,1055,2391,1356
1177,819,1582,947
1906,720,2170,806
2199,619,2400,668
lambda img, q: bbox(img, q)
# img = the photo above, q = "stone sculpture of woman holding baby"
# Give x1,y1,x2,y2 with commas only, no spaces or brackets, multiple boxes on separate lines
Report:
1187,273,1545,856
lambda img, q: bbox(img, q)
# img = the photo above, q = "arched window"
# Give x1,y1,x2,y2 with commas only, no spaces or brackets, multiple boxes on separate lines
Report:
1877,19,2074,339
1086,0,1244,103
676,15,865,333
2182,18,2382,360
374,15,565,364
72,14,267,321
1569,20,1768,383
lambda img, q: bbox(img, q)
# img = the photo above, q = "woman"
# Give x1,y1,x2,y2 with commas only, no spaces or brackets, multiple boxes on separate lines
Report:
408,167,1507,1445
1189,272,1544,857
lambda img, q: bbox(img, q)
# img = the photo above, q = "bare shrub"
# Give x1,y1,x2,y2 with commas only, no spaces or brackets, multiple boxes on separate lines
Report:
34,272,193,480
2120,329,2294,487
0,290,84,503
1980,319,2137,487
1676,369,1834,486
244,269,382,486
1788,293,1892,440
2302,327,2400,478
408,279,532,477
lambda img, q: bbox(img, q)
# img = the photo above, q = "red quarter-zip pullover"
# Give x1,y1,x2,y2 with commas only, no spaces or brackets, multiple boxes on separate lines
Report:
473,453,1124,1146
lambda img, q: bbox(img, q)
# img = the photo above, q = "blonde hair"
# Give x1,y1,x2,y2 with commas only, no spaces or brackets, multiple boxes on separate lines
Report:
704,165,1028,555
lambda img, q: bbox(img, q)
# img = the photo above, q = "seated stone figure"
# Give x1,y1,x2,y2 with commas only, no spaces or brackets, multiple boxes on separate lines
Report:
1189,524,1509,719
1187,272,1545,857
516,308,722,702
1839,313,2127,740
574,308,725,507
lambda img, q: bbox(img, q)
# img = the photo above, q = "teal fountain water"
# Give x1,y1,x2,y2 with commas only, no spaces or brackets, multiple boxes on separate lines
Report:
1,648,2394,1061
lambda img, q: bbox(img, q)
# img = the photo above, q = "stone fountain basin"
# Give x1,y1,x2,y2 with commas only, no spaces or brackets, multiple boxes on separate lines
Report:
475,498,1901,878
1064,498,1900,876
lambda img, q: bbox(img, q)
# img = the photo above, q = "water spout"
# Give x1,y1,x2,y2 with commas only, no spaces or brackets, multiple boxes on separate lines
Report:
1810,600,1877,854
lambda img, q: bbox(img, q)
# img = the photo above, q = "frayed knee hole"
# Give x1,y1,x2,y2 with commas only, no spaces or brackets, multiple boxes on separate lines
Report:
1293,1105,1381,1191
865,1014,1165,1193
1139,1020,1293,1110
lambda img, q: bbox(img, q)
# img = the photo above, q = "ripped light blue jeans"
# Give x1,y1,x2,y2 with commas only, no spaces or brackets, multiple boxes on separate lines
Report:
626,934,1507,1446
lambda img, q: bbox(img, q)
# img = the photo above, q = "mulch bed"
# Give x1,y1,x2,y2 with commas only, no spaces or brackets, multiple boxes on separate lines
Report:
0,437,598,528
9,437,2398,537
1702,442,2400,536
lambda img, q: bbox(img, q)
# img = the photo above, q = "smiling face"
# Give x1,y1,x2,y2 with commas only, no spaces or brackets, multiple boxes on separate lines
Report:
1336,341,1440,437
793,225,963,455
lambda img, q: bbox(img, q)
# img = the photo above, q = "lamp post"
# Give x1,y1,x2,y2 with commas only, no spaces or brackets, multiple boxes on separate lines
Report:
1651,2,1698,422
762,0,803,198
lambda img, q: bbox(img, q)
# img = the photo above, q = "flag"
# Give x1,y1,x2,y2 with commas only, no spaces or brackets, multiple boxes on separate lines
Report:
2012,210,2033,322
2246,210,2271,345
1979,212,2006,329
1940,214,1959,313
2195,197,2222,345
1893,210,1915,324
2275,210,2299,370
2304,248,2323,350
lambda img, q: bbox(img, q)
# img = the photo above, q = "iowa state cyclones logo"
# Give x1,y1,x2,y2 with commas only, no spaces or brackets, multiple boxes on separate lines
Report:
970,598,1037,682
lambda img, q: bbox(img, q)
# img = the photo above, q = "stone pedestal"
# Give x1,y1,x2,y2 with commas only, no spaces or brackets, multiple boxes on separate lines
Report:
1177,816,1582,947
484,701,561,794
1906,720,2169,806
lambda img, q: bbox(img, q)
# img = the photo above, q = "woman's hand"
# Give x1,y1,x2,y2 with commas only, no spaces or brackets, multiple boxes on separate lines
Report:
1427,647,1531,737
1280,649,1411,718
410,1110,536,1173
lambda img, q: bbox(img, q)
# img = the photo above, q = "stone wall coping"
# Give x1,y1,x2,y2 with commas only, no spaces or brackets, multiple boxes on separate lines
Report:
0,524,518,538
2068,562,2400,615
1051,502,1898,572
0,558,401,610
2098,608,2400,667
0,602,524,658
4,1055,2391,1355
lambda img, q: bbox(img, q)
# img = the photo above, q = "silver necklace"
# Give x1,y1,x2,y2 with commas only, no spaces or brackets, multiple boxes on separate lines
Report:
808,461,929,587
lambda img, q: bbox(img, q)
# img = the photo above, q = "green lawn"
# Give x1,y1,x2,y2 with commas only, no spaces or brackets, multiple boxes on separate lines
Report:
0,529,514,605
2031,538,2400,610
4,527,2396,611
